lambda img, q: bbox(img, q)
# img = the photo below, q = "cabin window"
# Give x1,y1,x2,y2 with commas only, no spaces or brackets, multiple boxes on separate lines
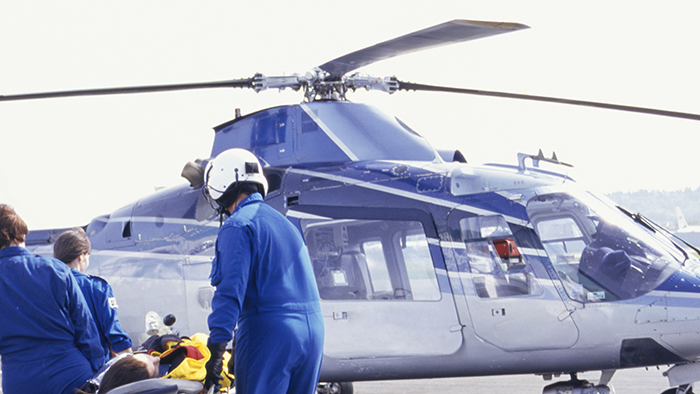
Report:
302,218,440,301
458,215,541,299
362,240,393,293
398,232,439,299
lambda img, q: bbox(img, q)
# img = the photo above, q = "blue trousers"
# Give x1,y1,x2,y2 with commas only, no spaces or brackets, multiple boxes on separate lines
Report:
1,346,94,394
234,310,324,394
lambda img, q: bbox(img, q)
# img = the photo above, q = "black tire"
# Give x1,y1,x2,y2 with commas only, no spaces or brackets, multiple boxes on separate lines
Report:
662,386,694,394
318,382,354,394
337,382,353,394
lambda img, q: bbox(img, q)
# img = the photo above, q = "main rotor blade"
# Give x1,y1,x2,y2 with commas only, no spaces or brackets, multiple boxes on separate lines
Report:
318,20,529,80
398,81,700,121
0,78,254,102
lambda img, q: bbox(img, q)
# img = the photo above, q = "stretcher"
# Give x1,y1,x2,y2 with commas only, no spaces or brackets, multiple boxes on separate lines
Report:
106,378,206,394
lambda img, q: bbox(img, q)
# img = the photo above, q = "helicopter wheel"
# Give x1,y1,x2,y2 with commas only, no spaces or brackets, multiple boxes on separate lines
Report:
661,385,694,394
317,382,354,394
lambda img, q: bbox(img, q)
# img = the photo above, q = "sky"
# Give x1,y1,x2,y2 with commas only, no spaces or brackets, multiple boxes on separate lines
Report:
1,1,699,230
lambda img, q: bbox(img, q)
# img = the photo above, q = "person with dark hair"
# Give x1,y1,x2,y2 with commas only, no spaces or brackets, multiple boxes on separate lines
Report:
0,204,104,394
81,333,216,394
98,354,160,394
54,228,133,364
202,149,324,394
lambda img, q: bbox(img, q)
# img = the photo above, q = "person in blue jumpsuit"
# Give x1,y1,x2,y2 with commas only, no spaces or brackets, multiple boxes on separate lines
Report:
54,228,133,364
0,204,104,394
203,149,324,394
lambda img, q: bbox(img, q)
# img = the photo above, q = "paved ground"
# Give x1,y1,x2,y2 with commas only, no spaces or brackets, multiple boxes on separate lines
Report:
0,363,675,394
352,367,673,394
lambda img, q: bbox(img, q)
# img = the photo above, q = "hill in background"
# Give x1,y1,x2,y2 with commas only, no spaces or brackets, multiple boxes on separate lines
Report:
606,187,700,230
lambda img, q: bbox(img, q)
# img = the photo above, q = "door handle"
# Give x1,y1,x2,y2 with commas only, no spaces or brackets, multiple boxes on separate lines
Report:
333,311,348,320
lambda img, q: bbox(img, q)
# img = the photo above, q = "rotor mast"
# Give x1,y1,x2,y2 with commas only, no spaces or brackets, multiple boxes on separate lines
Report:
252,70,398,102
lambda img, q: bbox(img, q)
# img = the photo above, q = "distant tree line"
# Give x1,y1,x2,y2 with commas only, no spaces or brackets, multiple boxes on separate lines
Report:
606,187,700,230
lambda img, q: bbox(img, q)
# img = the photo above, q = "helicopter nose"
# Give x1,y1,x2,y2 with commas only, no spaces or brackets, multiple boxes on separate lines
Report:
636,265,700,326
657,263,700,294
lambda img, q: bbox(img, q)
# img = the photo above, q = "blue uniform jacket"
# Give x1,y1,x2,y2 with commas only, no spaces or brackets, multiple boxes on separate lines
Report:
208,193,322,343
72,270,132,363
0,246,104,370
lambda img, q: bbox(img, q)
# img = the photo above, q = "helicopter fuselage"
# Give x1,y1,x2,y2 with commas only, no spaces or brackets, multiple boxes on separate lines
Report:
25,101,700,386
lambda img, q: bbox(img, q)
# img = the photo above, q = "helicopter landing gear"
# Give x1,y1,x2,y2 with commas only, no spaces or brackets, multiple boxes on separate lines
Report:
317,382,354,394
542,373,614,394
661,385,694,394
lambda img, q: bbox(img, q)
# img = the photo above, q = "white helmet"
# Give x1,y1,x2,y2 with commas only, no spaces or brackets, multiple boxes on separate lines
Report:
204,148,268,203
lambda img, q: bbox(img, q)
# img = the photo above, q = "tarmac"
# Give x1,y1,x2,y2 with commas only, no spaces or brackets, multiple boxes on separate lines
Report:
352,367,673,394
0,364,674,394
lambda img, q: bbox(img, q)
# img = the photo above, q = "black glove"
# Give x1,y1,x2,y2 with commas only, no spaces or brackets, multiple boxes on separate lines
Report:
205,341,228,391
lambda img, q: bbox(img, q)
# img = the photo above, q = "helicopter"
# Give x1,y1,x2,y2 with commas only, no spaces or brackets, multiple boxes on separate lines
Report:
5,18,700,394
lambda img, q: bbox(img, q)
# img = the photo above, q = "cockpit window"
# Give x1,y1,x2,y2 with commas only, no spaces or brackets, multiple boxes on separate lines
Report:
527,191,682,302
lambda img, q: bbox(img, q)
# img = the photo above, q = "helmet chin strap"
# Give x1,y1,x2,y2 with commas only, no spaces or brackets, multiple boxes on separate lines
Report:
213,182,246,226
202,183,234,227
216,204,230,227
215,195,235,227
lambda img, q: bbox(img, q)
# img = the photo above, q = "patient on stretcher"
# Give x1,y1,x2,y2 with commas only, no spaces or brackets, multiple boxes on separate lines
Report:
98,354,160,393
80,333,232,394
